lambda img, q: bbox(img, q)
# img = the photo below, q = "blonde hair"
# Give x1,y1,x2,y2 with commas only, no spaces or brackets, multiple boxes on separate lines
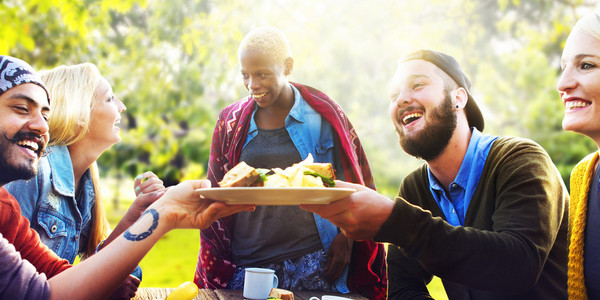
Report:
40,63,102,147
238,26,292,65
39,63,109,259
573,12,600,41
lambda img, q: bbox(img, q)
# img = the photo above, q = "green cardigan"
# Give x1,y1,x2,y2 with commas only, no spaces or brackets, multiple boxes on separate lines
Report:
375,136,568,299
568,151,599,300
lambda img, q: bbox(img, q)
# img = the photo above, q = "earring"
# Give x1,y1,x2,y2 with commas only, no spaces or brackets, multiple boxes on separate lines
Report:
455,105,459,109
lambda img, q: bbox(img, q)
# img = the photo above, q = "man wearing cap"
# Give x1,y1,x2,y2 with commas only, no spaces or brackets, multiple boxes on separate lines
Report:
302,49,568,299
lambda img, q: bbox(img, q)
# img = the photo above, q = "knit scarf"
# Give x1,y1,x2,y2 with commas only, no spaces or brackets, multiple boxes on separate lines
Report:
568,151,599,300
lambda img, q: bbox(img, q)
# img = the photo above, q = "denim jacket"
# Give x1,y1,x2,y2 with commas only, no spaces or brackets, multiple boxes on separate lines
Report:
5,145,95,264
244,84,350,292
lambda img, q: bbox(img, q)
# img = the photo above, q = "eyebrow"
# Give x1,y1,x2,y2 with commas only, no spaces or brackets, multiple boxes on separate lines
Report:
8,93,51,112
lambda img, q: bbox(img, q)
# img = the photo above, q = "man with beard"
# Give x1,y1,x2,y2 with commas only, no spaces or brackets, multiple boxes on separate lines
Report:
302,50,568,299
0,55,253,299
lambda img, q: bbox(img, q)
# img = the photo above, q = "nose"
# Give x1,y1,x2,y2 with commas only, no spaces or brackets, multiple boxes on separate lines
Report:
247,76,260,92
557,66,576,94
28,111,49,137
117,97,126,112
391,91,411,107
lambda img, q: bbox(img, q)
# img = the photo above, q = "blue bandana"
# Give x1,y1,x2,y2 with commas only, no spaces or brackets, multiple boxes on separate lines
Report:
0,56,49,103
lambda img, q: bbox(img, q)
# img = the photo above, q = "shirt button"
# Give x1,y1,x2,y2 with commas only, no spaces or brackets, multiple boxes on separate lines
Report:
451,183,458,189
51,225,57,233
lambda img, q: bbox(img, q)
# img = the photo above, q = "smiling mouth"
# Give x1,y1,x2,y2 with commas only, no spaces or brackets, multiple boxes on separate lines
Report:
16,140,40,154
565,100,591,110
253,92,268,99
402,112,423,125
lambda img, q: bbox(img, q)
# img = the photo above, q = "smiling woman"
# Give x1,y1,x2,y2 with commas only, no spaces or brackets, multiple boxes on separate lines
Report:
558,12,600,300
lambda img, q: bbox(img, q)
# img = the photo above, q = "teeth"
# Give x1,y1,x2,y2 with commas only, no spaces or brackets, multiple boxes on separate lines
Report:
17,140,39,151
253,92,267,99
565,100,591,110
402,112,423,125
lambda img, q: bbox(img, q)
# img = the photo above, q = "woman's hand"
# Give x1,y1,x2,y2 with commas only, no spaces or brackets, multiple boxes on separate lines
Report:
324,232,353,282
123,172,167,226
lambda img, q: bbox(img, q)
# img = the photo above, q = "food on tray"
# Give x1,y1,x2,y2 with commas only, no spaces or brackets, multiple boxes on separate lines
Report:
218,161,267,187
218,154,336,188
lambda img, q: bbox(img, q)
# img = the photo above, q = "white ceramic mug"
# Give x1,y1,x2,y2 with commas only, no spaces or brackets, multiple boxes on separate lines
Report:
243,267,279,300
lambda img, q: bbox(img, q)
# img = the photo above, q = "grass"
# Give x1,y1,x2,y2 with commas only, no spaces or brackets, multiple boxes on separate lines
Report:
102,177,448,298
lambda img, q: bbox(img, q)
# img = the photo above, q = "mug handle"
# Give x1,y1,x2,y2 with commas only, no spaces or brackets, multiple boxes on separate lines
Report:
273,274,279,288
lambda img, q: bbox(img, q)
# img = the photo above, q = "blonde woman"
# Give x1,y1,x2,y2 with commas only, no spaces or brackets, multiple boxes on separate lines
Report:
5,63,165,299
558,12,600,300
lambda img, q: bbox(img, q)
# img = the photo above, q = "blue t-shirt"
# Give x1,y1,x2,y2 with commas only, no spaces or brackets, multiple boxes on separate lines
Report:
428,128,498,226
584,163,600,298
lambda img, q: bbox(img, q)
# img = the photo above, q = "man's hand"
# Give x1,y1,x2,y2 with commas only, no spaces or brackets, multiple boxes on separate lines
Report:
301,181,395,240
324,232,353,282
152,180,255,230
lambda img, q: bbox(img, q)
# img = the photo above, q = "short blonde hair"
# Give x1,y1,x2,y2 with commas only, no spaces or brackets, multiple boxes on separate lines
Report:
39,63,102,146
573,12,600,41
238,26,292,65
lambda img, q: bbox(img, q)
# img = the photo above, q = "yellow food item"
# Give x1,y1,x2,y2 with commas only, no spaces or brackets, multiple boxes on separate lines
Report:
165,281,198,300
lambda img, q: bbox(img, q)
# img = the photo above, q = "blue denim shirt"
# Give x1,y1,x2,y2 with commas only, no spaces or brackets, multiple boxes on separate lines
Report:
427,128,498,226
244,84,349,293
5,145,95,263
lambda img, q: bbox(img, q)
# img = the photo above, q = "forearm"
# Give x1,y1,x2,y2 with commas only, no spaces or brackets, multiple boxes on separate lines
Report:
48,207,170,300
377,198,546,293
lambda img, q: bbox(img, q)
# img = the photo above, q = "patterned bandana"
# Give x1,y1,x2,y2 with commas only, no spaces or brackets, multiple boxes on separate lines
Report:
0,55,49,103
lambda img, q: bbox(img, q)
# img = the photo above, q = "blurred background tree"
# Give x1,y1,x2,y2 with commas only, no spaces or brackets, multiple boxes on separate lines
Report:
3,0,597,193
3,0,599,293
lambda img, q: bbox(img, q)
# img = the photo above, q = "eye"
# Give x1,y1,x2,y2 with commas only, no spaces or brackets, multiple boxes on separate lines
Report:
241,73,249,79
412,82,424,90
259,73,267,79
13,105,29,114
106,95,115,102
581,62,595,70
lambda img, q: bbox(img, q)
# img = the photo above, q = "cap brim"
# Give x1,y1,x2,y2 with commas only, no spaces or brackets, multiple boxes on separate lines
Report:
465,93,484,132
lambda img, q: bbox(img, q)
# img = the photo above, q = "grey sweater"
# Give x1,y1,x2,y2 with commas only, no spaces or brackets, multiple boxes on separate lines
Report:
0,233,50,300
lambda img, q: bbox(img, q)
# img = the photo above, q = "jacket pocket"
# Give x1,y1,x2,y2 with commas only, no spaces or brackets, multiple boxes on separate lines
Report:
315,139,334,158
36,210,69,253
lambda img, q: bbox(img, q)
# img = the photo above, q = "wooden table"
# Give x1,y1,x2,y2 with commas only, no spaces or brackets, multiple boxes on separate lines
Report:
132,288,368,300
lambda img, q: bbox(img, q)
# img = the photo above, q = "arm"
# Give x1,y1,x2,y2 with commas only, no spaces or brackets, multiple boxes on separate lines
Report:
48,180,253,300
100,171,166,249
0,234,51,299
387,245,435,300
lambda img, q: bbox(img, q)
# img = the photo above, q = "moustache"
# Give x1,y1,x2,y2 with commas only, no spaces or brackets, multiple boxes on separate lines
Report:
7,131,49,157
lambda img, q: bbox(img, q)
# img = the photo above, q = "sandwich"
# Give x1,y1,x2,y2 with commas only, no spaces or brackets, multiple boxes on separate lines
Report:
218,161,268,187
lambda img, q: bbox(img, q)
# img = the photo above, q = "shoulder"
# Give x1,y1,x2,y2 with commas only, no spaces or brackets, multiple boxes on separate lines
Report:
219,97,254,118
487,136,552,163
0,188,22,218
572,152,598,177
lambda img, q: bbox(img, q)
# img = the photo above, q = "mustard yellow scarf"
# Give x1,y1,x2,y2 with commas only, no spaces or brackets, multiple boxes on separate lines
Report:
569,151,599,300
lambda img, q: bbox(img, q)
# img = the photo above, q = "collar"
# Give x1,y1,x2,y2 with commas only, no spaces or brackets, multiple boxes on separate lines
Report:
427,128,487,192
48,145,75,197
247,84,308,134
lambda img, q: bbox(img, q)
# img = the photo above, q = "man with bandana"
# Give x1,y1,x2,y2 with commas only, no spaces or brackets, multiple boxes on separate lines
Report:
0,55,253,299
302,50,569,299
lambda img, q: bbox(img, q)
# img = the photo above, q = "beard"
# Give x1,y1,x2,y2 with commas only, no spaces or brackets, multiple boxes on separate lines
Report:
397,90,457,161
0,130,47,184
